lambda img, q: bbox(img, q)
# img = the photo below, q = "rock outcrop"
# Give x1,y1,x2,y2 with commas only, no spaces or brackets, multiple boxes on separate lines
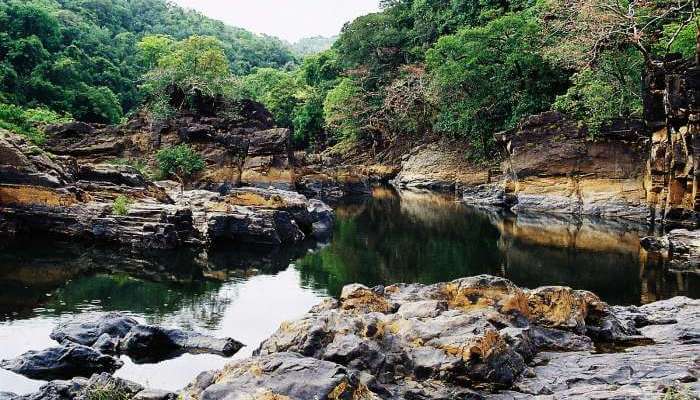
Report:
9,276,698,400
0,129,333,250
393,140,489,193
1,312,243,381
178,275,698,400
492,111,650,222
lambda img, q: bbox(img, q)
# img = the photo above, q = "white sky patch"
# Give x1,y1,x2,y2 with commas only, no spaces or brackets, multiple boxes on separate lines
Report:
170,0,382,42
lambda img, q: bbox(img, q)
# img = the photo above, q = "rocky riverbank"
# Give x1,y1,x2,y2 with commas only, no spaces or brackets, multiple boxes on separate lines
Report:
0,127,333,250
4,275,697,399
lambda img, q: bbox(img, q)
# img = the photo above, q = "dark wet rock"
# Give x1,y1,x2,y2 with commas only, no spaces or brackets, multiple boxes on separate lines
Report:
44,122,95,138
76,164,148,188
16,373,146,400
309,200,334,240
51,312,139,347
642,229,700,273
0,343,122,380
296,170,371,203
50,312,243,363
0,129,74,188
118,324,243,363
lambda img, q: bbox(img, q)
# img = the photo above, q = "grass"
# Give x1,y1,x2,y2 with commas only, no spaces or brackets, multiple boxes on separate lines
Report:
112,195,132,216
84,382,133,400
661,385,695,400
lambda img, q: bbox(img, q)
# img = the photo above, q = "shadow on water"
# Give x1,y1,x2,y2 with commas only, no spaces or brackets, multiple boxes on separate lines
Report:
0,186,698,393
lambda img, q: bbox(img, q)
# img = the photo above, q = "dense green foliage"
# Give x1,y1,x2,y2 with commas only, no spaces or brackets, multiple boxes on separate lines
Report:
0,0,295,127
242,0,697,159
0,0,696,158
0,102,70,144
156,144,205,186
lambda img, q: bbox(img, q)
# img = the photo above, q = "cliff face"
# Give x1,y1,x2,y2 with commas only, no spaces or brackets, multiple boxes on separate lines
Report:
495,112,650,221
644,46,700,226
490,40,700,226
43,100,296,192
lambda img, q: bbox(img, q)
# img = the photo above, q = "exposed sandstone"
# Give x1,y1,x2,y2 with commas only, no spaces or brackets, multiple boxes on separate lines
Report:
491,112,650,222
393,140,489,193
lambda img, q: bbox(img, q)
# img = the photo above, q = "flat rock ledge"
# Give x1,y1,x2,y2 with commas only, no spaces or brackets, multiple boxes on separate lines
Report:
1,312,243,381
7,276,698,400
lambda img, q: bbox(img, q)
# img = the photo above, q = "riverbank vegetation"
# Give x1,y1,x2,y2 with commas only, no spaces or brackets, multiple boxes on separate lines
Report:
0,0,697,160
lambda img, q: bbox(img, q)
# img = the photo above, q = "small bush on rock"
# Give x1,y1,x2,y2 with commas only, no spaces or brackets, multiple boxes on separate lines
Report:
156,144,205,190
112,195,132,216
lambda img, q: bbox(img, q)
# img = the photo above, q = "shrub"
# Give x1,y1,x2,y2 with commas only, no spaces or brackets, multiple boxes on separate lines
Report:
0,102,71,144
155,144,205,189
112,195,132,216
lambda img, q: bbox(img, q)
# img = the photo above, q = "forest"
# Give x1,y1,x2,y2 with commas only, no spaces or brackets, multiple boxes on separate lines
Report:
0,0,698,159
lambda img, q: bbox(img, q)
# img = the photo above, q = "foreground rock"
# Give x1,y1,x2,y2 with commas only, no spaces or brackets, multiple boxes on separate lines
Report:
0,344,122,381
13,373,175,400
180,275,700,400
11,276,699,399
1,312,243,381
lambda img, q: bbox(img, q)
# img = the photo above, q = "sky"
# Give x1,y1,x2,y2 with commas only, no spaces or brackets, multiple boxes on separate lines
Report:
171,0,382,43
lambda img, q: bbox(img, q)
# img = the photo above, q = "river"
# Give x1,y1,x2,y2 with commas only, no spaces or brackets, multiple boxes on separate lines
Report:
0,187,697,393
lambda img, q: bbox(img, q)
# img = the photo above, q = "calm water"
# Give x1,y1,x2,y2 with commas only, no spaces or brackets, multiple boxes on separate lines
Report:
1,187,698,393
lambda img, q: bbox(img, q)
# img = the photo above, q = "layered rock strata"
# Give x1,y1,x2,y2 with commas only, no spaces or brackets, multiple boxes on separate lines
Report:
0,129,333,250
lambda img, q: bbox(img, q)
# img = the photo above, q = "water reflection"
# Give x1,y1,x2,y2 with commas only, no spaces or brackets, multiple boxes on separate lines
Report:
296,188,698,303
0,187,698,394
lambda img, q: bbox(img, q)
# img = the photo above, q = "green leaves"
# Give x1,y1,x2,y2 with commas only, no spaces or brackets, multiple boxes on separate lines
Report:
553,49,644,137
0,102,71,144
426,12,568,159
155,144,205,183
323,78,366,141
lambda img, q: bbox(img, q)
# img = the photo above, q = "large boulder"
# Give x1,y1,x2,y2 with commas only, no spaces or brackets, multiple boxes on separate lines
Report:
118,324,243,363
0,344,122,380
50,312,244,363
50,312,139,347
182,352,380,400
